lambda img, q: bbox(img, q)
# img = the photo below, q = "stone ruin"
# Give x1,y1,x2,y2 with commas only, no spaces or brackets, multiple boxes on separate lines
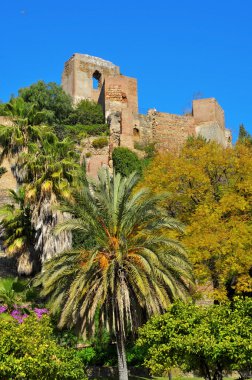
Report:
62,53,232,176
0,53,232,203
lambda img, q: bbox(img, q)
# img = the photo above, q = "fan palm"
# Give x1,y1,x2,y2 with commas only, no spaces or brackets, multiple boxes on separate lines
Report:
0,97,50,183
2,97,50,128
18,132,81,262
36,169,193,380
0,101,80,263
0,188,36,275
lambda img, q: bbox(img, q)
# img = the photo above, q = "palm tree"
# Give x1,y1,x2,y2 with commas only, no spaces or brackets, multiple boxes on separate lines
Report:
0,97,49,183
0,188,36,275
18,132,81,263
0,100,80,263
36,169,193,380
2,97,50,129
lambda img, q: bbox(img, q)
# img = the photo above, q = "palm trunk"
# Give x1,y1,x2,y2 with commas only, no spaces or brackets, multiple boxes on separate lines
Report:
116,325,128,380
115,302,128,380
32,196,72,263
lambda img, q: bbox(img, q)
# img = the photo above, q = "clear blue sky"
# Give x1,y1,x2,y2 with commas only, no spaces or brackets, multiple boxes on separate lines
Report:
1,0,252,141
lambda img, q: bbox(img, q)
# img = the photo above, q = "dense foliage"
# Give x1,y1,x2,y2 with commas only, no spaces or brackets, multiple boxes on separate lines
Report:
112,147,142,176
137,298,252,380
19,81,73,124
1,82,105,133
53,123,109,142
140,138,252,300
65,99,104,125
0,315,86,379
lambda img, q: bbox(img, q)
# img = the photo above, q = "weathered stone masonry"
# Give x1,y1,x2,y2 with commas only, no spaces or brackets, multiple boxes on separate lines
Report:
62,53,232,176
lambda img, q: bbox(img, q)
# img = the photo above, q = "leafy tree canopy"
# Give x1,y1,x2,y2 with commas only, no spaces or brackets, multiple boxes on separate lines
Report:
139,138,252,300
19,81,73,124
65,99,104,125
137,298,252,380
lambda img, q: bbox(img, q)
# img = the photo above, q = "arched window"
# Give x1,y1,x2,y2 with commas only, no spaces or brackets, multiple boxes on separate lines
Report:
133,127,140,139
92,70,101,90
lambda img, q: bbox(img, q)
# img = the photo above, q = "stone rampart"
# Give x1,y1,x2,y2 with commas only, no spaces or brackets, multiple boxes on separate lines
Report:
147,111,196,152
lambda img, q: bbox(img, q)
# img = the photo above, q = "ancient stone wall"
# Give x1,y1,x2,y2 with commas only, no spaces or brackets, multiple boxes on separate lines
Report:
61,54,232,176
135,113,154,145
148,111,196,152
105,75,138,150
85,154,110,178
137,98,231,152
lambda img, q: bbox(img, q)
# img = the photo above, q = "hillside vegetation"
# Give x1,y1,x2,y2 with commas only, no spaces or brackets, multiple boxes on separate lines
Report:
0,82,252,380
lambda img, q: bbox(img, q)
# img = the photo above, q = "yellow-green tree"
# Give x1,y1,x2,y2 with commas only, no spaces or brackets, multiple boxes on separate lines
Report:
140,138,252,300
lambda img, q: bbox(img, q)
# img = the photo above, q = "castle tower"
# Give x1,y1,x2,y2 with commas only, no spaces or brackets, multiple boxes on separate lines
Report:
62,54,139,151
62,53,120,106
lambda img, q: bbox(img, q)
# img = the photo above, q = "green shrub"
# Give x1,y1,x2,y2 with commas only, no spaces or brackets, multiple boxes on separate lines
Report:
112,147,142,176
92,137,108,149
0,315,86,379
53,124,109,141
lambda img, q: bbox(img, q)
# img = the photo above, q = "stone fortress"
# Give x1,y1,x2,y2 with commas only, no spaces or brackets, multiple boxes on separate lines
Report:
0,53,232,200
62,53,232,176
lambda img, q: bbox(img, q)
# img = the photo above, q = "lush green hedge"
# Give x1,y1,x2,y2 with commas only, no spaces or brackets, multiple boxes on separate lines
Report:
53,124,109,142
112,147,142,176
0,315,87,380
